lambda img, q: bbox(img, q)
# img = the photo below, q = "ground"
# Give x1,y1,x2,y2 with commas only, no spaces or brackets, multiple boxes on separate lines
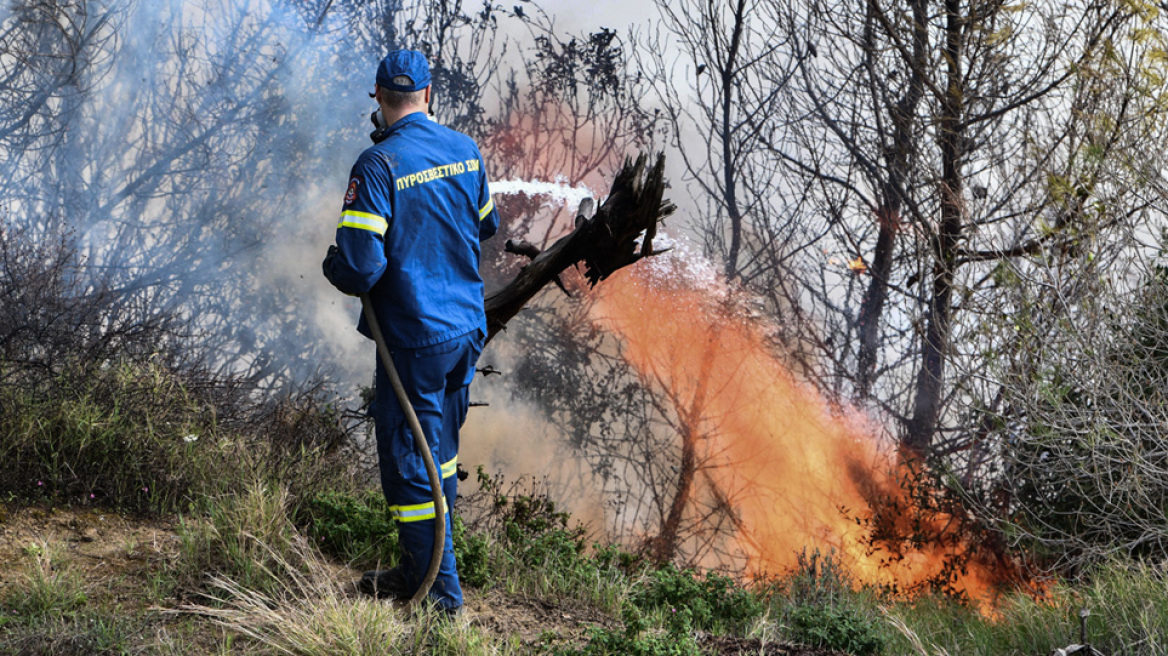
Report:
0,503,846,655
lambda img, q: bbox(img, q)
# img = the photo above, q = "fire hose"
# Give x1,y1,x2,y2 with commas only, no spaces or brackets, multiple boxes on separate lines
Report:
359,293,445,607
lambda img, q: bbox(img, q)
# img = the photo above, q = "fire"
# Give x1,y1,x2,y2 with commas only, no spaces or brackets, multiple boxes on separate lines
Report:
586,255,1023,609
848,256,867,274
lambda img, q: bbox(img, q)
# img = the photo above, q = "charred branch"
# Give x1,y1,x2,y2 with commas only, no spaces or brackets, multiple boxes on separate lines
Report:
484,153,676,344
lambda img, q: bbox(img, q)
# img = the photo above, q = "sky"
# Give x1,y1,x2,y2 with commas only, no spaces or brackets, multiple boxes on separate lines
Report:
538,0,658,30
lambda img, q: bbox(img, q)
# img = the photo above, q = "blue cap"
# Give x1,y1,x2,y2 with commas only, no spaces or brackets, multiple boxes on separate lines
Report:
376,50,431,92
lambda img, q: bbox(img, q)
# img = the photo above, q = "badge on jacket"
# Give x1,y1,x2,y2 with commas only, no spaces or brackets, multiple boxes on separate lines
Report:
344,177,361,205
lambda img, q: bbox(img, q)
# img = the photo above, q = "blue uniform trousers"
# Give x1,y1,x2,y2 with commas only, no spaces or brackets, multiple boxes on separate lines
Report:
373,328,482,610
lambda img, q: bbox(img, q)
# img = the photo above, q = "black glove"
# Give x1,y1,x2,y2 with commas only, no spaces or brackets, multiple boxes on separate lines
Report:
322,245,340,286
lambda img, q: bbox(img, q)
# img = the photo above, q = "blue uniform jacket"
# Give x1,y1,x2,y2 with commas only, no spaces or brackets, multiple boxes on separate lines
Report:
325,112,500,348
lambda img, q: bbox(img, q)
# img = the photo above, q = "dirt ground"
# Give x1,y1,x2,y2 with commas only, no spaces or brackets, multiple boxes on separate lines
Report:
0,504,181,611
0,504,845,655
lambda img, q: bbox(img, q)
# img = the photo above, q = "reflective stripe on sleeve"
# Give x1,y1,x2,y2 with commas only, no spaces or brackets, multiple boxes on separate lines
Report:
478,197,494,221
337,210,388,236
441,456,458,480
389,498,448,523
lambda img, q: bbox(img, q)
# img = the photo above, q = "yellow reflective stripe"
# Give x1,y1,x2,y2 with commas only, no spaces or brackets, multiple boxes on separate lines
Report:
389,498,449,523
441,456,458,479
478,197,494,221
338,210,388,236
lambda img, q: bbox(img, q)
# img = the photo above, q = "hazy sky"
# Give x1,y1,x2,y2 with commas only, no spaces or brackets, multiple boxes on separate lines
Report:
538,0,658,32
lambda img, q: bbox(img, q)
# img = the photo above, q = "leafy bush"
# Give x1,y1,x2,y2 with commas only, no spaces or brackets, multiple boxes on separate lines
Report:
452,514,492,589
299,489,400,570
766,549,888,655
630,564,763,634
298,489,492,588
785,603,885,656
553,606,702,656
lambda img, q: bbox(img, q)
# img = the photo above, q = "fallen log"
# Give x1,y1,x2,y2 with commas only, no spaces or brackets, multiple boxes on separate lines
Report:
484,153,675,344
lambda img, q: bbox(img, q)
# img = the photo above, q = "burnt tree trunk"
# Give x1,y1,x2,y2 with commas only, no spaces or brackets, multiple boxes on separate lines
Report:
906,0,965,454
648,329,718,566
483,153,676,344
855,0,928,399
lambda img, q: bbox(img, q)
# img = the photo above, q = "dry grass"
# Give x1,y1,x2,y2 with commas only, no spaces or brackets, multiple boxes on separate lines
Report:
175,488,506,656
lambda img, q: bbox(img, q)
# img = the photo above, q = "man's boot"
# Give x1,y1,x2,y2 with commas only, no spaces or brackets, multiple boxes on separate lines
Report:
357,565,412,599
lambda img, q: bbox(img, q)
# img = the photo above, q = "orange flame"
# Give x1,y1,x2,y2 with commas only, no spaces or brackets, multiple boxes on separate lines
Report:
848,256,867,274
586,257,1023,609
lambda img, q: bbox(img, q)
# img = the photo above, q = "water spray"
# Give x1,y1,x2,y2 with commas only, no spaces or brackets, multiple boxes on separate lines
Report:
491,178,594,208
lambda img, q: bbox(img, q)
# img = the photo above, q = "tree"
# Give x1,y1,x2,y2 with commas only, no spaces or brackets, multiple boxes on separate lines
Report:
992,239,1168,570
652,0,1162,460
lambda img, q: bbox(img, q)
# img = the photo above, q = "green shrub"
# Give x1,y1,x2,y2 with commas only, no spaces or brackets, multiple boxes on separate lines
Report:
555,606,702,656
630,564,764,634
765,549,888,655
780,548,862,606
785,603,885,656
465,468,632,609
299,489,400,570
453,514,492,589
297,489,493,588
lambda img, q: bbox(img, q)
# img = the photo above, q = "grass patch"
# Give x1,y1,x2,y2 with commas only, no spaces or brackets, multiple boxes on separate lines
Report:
0,612,151,656
887,559,1168,655
180,526,512,656
1,539,88,622
177,482,311,599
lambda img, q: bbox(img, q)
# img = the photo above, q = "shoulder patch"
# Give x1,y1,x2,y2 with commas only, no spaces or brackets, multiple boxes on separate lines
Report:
344,177,361,205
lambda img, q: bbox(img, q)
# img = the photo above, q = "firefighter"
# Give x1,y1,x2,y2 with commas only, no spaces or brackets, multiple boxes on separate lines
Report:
321,49,500,616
